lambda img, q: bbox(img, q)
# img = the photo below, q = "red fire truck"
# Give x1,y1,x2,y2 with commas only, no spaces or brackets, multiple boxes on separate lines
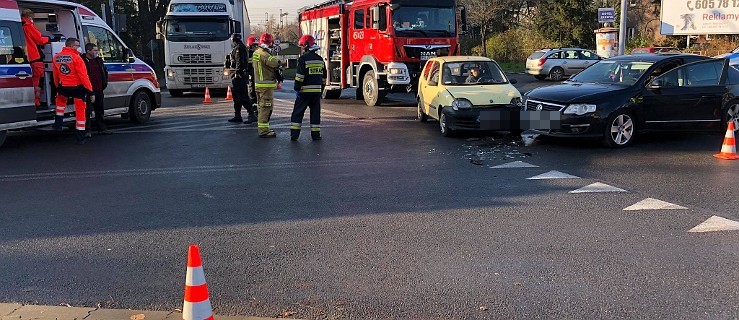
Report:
298,0,467,106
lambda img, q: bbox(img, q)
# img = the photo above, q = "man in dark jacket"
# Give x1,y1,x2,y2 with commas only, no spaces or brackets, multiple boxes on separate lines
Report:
81,43,111,135
226,33,257,124
291,35,326,141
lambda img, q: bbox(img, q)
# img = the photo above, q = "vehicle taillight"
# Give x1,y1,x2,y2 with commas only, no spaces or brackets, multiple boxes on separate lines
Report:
537,58,547,67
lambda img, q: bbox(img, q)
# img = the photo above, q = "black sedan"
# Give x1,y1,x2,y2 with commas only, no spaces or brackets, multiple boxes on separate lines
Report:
522,54,739,147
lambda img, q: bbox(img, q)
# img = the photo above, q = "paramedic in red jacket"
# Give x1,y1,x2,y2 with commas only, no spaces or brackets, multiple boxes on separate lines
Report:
21,9,50,107
52,38,94,145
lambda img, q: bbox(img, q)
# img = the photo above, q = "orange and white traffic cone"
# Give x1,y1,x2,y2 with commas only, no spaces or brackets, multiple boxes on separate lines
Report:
714,121,738,160
225,86,233,101
182,244,214,320
203,87,212,104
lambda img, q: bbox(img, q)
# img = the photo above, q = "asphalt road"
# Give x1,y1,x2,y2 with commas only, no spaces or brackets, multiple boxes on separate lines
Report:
0,76,737,319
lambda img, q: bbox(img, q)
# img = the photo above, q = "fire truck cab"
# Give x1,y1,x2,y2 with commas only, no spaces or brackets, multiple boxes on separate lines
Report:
299,0,466,106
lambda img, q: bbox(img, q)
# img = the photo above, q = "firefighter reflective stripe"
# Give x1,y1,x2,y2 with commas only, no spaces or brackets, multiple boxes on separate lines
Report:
55,105,65,116
255,82,277,88
290,122,301,130
300,85,322,93
295,73,305,82
310,124,320,132
258,122,270,128
76,120,85,130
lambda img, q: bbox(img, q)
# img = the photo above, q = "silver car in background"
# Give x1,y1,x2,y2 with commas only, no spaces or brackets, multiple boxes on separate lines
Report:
525,48,602,81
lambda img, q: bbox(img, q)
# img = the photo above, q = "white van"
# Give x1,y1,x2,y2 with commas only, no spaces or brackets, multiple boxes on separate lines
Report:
0,0,161,146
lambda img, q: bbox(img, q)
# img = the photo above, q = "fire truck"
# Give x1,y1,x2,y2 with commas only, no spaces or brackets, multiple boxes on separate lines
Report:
299,0,467,106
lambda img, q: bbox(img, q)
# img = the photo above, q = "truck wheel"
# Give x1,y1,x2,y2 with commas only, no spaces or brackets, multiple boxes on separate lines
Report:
169,89,184,97
323,89,342,99
0,130,6,148
362,70,384,106
129,91,152,124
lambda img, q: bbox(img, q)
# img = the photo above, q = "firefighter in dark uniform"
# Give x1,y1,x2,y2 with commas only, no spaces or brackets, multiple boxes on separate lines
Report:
245,36,259,122
290,35,326,141
226,33,257,124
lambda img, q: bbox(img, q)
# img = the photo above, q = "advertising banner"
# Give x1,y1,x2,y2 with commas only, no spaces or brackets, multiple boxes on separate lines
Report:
661,0,739,35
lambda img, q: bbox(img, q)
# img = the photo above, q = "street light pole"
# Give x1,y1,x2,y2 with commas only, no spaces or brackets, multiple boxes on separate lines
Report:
618,0,627,55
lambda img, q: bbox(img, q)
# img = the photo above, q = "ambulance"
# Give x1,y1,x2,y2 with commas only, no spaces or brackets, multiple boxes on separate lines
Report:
0,0,161,147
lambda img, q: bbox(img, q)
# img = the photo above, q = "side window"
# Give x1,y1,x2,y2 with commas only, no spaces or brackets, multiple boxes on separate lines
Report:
84,25,126,62
354,10,364,29
0,22,27,65
378,5,387,31
422,60,434,80
579,50,595,60
547,52,561,59
564,50,578,59
366,8,371,28
428,61,440,85
683,60,723,86
727,65,739,85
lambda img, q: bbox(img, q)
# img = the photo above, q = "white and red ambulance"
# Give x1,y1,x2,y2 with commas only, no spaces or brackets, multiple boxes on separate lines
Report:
0,0,161,147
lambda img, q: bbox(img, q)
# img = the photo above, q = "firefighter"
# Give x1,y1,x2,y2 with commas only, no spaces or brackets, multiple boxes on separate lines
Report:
21,9,51,107
245,36,259,121
291,35,326,141
52,38,93,145
226,33,257,124
252,33,282,138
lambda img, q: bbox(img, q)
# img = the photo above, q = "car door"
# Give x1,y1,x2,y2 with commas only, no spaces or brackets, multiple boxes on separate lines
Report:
562,50,580,75
578,50,600,70
0,18,36,129
83,24,132,110
642,59,727,131
421,60,441,119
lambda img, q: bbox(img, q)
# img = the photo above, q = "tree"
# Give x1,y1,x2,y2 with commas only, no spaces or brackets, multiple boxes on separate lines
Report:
459,0,520,57
534,0,598,48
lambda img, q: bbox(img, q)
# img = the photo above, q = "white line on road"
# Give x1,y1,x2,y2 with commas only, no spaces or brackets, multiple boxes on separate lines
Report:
623,198,688,211
569,182,627,193
688,215,739,232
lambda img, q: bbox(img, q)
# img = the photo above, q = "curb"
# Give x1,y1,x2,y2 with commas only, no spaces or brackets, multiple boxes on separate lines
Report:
0,303,287,320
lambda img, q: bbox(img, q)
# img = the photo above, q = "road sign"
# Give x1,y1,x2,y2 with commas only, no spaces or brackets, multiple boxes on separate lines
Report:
660,0,739,35
598,8,616,23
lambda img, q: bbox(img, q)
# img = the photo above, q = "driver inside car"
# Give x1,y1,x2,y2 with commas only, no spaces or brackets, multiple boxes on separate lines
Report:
465,66,483,83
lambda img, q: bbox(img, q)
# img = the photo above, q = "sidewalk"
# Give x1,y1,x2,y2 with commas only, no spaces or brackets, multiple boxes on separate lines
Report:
0,303,284,320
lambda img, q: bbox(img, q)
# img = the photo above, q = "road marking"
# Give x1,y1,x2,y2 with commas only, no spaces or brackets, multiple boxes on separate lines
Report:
489,161,539,169
274,98,357,119
526,170,580,179
202,193,214,199
569,182,627,193
623,198,687,211
688,215,739,233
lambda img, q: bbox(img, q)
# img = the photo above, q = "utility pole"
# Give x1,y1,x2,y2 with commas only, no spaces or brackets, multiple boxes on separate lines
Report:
618,0,627,55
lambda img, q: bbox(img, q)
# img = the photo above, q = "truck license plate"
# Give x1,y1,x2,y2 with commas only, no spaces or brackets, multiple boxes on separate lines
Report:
191,84,207,88
420,51,436,61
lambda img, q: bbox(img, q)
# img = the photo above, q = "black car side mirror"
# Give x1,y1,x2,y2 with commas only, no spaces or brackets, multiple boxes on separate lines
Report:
509,78,518,84
648,78,665,89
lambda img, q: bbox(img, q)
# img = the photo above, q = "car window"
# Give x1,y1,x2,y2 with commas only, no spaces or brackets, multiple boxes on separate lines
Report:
547,51,562,59
84,25,126,62
653,60,724,87
0,22,27,65
354,9,364,29
422,61,434,80
579,50,596,60
571,60,653,86
428,61,440,85
564,50,578,59
728,65,739,85
645,60,680,83
442,61,507,85
528,51,546,59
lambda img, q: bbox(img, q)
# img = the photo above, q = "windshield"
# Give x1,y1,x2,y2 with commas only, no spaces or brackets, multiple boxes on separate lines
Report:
570,60,654,86
165,17,229,42
392,6,456,37
442,61,507,86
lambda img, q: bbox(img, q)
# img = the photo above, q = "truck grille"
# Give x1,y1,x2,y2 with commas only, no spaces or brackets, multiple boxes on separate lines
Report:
404,46,450,59
184,76,214,84
183,68,211,76
525,99,565,112
182,54,212,64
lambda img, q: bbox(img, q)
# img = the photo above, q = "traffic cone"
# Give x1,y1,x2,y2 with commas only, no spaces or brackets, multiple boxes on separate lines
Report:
182,244,214,320
225,86,233,101
203,87,212,104
714,121,738,160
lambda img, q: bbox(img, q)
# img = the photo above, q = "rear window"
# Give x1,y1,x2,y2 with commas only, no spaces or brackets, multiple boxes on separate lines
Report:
528,51,546,60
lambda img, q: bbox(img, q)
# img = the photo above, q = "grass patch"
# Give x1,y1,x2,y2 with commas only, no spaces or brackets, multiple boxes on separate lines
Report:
498,62,525,73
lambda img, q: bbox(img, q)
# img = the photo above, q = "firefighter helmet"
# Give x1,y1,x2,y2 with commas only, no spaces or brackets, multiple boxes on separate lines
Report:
298,35,316,48
259,33,274,46
246,36,257,46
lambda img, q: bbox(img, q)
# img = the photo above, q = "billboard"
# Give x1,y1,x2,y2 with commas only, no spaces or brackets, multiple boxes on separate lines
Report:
661,0,739,35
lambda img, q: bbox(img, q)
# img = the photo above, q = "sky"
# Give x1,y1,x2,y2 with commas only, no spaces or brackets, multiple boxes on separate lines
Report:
247,0,308,27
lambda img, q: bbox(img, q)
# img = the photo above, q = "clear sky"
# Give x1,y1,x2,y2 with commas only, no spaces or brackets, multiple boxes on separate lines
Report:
247,0,308,27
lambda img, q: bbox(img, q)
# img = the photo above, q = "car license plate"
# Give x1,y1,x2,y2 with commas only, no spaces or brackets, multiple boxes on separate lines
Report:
420,51,436,61
191,84,207,88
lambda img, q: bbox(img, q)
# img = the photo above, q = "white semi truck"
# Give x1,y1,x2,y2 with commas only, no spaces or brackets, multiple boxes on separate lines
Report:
157,0,250,96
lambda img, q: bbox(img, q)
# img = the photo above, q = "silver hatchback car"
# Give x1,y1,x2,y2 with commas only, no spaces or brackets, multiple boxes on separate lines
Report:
526,48,602,81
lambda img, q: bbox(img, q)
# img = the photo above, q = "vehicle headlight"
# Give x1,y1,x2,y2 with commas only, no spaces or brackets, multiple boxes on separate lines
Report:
389,68,406,75
223,69,230,76
167,69,175,78
563,103,597,115
510,97,523,107
452,99,472,110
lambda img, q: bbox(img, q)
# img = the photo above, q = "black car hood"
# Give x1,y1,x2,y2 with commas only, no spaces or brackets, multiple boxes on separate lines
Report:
526,83,629,104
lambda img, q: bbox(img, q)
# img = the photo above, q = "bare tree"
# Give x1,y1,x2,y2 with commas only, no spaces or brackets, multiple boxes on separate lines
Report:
460,0,519,56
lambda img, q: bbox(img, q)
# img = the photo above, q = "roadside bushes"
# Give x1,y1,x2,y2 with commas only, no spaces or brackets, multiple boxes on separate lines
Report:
467,28,560,63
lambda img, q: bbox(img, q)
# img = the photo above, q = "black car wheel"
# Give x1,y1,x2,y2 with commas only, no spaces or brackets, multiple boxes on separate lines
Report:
417,99,428,122
534,75,547,81
723,100,739,132
439,109,453,137
549,67,565,81
129,91,152,124
603,110,636,148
